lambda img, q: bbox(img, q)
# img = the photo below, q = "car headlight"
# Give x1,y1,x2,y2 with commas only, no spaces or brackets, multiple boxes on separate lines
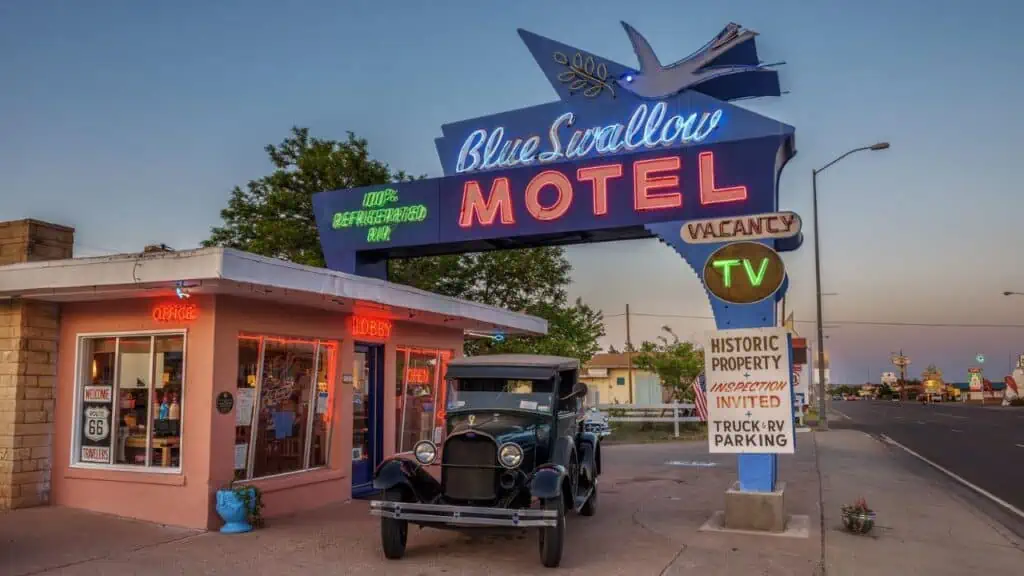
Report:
498,442,524,469
413,440,437,464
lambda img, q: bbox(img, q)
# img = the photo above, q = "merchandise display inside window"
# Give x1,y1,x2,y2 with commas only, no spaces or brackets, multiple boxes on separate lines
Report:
394,347,452,452
234,335,337,480
75,333,185,469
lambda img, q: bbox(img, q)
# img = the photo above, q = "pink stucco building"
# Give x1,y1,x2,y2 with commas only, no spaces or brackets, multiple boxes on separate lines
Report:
0,219,544,529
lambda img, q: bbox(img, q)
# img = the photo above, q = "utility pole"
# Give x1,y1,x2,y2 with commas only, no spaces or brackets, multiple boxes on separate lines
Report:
625,304,634,404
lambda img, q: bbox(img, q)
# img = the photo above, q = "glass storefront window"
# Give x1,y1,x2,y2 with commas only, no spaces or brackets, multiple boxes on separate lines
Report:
74,332,186,469
394,347,452,452
234,335,337,480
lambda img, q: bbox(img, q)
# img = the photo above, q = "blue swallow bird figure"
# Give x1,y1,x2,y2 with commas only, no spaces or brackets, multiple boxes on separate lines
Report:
617,21,768,99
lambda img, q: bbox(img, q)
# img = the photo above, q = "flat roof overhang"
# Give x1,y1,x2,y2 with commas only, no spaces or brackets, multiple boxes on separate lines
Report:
0,247,547,337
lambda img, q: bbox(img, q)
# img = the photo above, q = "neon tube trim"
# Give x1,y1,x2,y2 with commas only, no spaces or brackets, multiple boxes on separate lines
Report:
455,102,722,174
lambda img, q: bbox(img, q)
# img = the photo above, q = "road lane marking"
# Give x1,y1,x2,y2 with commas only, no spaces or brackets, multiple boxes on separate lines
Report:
950,429,962,433
879,434,1024,522
1016,444,1024,449
935,413,967,419
832,409,852,420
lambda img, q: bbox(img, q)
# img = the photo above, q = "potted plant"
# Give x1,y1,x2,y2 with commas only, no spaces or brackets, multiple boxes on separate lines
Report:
841,497,875,534
215,484,264,533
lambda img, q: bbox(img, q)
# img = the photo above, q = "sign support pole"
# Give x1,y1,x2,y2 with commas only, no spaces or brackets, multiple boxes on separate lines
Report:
645,225,791,495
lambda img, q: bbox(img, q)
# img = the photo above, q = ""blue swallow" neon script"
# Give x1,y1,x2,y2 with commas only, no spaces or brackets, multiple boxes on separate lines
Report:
456,101,723,174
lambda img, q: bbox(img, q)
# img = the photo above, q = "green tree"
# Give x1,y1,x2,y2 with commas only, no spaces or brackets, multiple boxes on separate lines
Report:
204,127,604,361
632,326,704,401
204,127,411,266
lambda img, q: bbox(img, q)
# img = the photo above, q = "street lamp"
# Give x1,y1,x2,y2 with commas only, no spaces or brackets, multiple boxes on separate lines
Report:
813,142,890,431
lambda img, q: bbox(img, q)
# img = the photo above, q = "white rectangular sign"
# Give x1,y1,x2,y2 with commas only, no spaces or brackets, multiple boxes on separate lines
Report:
681,212,801,244
81,446,110,463
83,385,112,403
704,327,795,454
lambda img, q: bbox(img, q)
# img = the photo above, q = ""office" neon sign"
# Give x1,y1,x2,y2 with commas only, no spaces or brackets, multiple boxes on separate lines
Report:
456,102,723,174
332,188,428,243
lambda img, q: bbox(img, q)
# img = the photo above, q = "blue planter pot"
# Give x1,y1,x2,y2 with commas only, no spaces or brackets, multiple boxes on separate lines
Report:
216,488,254,534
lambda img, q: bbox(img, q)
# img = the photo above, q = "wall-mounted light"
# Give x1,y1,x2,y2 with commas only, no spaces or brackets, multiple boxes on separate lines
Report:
175,281,191,299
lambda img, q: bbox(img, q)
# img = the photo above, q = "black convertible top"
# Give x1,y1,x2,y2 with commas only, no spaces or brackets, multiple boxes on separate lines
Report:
445,354,579,380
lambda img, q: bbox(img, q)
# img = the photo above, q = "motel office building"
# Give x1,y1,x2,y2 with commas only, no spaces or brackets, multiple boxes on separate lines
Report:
0,219,544,529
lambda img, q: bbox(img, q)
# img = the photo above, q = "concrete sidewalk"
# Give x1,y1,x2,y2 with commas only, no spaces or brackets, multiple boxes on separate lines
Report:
819,429,1024,575
2,431,1021,575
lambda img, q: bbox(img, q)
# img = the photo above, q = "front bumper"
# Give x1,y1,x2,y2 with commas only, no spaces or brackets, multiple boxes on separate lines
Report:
370,500,557,527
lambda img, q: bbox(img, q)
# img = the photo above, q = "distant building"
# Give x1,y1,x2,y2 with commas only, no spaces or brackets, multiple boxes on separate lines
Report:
579,353,665,405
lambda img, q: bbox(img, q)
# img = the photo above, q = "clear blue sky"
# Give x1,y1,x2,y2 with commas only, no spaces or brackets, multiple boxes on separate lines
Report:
2,0,1023,383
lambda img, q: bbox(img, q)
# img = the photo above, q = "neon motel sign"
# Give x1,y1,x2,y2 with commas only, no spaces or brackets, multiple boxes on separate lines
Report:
457,150,746,228
456,102,722,174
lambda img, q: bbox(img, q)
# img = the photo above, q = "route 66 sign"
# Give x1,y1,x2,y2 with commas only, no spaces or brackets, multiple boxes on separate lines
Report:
84,406,111,442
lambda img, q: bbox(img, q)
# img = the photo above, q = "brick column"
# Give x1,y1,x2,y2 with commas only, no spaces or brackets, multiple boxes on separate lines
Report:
0,219,74,510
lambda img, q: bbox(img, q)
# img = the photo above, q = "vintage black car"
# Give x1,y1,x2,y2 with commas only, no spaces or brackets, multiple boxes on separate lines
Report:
370,354,601,568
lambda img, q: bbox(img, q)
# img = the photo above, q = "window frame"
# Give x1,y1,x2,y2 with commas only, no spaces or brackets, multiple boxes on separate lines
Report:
395,346,453,453
69,329,188,474
236,333,338,482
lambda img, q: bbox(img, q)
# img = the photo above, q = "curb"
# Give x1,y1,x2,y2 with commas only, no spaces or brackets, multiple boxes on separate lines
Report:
878,433,1024,522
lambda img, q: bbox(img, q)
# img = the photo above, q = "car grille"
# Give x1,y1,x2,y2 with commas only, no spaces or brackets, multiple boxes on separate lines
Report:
442,434,498,501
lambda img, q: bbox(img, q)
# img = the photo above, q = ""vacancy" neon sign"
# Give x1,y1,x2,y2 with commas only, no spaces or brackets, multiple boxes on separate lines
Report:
456,102,723,174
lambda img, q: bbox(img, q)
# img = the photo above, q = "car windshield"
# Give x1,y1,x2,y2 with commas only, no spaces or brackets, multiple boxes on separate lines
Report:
446,377,554,413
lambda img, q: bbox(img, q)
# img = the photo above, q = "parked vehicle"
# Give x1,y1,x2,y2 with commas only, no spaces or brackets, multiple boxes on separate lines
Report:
583,407,612,437
369,354,601,568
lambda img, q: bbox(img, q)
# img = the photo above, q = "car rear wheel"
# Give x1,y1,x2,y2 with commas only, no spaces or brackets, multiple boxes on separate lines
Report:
380,489,408,560
538,496,565,568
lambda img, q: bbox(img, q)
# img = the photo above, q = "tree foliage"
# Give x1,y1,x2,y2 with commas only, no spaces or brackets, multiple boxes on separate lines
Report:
204,127,605,362
632,326,704,401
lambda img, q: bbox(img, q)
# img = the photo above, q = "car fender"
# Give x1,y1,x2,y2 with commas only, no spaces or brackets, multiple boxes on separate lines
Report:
578,431,601,477
372,458,442,502
530,463,567,500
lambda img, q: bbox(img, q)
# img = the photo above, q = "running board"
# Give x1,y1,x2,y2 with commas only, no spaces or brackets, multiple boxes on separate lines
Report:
573,486,595,513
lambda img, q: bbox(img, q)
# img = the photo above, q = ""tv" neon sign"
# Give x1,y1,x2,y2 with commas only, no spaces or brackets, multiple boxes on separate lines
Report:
458,150,746,228
456,102,722,174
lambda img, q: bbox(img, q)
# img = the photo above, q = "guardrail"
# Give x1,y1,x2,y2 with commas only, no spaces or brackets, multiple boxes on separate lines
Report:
593,402,701,438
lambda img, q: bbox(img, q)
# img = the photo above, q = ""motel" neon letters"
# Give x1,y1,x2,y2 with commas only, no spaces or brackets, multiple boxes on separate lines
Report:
458,150,747,228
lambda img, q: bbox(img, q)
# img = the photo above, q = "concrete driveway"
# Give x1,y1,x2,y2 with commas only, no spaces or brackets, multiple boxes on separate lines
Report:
2,441,821,575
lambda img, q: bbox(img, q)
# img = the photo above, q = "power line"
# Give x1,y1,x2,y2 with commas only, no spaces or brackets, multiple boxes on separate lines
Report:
600,311,1024,329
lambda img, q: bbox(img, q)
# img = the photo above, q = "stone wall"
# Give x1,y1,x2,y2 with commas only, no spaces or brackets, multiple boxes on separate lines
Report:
0,219,74,509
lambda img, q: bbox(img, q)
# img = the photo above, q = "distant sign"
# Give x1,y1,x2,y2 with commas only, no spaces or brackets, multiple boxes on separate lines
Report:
681,211,801,244
702,242,786,304
1018,354,1024,370
704,327,795,454
969,372,983,392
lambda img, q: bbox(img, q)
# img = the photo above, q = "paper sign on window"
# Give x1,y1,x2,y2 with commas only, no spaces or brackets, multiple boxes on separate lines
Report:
235,388,255,426
234,444,248,470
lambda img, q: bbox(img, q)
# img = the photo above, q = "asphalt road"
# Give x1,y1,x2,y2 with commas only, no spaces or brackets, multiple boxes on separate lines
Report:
831,400,1024,515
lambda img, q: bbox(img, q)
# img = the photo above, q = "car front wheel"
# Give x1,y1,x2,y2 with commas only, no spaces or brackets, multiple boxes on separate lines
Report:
380,488,408,560
538,496,566,568
580,482,598,517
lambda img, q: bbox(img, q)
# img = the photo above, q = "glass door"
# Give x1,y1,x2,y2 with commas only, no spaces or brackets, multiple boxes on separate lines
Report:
351,343,383,497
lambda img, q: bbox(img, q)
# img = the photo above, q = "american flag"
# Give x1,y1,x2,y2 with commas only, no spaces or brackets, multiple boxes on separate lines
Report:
691,372,708,422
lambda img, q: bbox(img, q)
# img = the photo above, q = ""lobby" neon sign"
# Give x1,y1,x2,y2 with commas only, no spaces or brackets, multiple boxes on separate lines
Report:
456,102,723,174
